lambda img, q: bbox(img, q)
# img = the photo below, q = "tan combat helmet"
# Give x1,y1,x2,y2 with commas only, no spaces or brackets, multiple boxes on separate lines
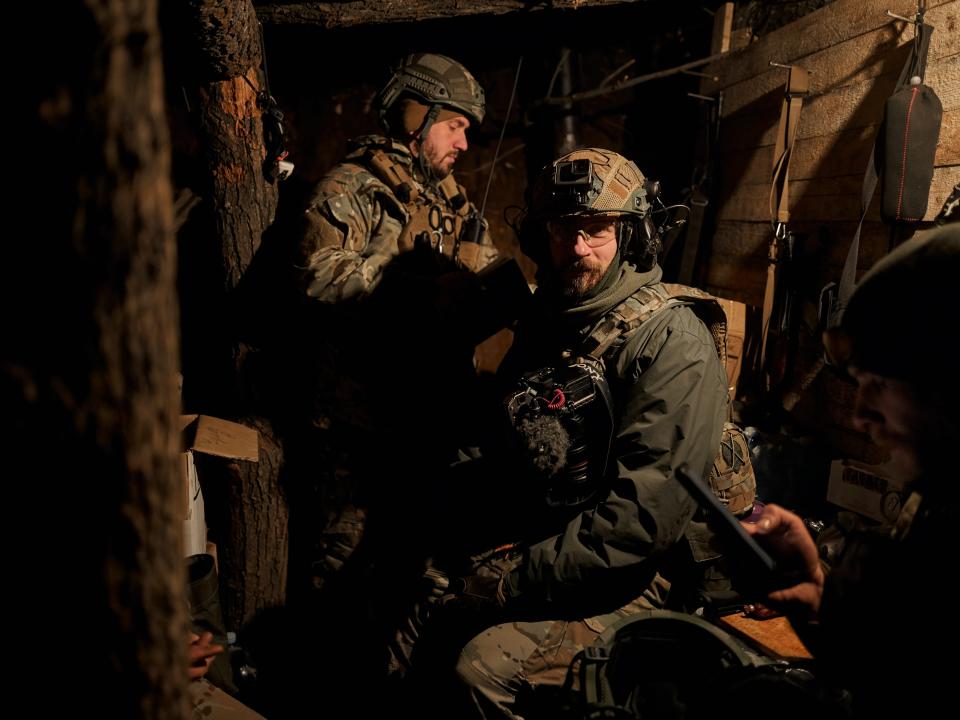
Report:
523,148,661,268
528,148,653,220
378,53,485,131
708,423,757,517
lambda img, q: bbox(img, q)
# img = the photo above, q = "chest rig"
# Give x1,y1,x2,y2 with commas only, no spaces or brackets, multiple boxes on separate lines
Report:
506,283,755,516
364,148,487,267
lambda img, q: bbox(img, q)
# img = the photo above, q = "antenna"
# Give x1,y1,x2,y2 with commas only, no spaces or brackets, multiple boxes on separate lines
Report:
472,56,524,243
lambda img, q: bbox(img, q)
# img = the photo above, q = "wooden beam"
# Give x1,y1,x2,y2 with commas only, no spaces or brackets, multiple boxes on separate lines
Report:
710,2,735,55
717,166,960,224
256,0,638,28
704,218,924,308
702,0,956,91
714,1,959,121
718,108,959,185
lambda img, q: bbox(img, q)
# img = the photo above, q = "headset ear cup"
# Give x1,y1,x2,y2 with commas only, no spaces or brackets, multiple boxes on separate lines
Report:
644,217,660,253
617,220,634,257
628,216,661,271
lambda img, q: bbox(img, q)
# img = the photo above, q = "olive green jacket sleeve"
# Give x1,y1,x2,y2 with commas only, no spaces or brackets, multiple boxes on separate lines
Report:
502,304,728,616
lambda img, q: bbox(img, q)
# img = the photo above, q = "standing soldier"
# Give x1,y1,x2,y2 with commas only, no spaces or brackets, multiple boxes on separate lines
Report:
300,52,497,304
293,53,499,598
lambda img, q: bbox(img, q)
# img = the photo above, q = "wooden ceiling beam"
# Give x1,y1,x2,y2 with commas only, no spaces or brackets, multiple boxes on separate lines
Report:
255,0,643,29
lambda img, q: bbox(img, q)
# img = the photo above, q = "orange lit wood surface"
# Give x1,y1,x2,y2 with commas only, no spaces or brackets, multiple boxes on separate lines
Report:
718,613,814,660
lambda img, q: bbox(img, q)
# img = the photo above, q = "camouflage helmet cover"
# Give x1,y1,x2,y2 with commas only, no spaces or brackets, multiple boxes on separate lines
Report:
528,148,652,221
707,423,756,517
378,53,486,128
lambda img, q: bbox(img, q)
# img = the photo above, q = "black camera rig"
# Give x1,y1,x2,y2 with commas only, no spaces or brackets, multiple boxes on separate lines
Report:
504,361,615,508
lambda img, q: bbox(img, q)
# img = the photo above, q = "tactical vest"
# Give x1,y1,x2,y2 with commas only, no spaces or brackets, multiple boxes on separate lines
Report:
577,283,757,517
363,147,490,271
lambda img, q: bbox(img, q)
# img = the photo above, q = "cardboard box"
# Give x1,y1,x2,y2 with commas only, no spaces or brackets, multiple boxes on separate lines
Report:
182,449,207,557
180,414,259,462
827,458,905,523
180,415,259,557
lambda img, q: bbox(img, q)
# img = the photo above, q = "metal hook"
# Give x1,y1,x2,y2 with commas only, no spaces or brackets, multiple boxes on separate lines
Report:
769,61,814,75
682,69,720,81
885,10,919,24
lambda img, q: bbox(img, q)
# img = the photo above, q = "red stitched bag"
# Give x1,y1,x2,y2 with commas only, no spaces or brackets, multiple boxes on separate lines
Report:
881,23,942,223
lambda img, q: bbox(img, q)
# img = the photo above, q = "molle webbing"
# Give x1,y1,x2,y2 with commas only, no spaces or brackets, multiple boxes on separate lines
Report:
366,149,420,204
581,284,728,371
438,174,468,210
580,285,676,361
363,148,470,257
662,283,728,371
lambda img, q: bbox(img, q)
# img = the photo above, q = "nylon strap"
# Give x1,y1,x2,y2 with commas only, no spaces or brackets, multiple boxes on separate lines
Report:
761,65,809,371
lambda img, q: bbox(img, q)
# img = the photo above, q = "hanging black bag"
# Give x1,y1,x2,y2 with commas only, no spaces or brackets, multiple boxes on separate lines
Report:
881,21,942,223
821,18,942,336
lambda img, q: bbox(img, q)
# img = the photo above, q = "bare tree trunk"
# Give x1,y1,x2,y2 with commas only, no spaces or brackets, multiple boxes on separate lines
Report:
165,0,287,632
8,1,185,717
221,419,288,626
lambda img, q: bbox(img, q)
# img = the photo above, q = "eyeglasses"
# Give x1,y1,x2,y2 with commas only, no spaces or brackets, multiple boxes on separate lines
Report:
546,217,618,248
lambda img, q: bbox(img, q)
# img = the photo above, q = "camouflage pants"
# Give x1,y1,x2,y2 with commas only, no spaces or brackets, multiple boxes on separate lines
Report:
454,574,670,720
384,550,668,719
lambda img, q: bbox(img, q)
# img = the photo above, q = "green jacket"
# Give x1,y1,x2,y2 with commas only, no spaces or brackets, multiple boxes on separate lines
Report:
298,134,496,304
498,261,728,614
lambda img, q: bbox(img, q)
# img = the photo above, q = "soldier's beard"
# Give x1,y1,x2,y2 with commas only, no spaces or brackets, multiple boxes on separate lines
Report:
560,258,609,298
419,137,457,181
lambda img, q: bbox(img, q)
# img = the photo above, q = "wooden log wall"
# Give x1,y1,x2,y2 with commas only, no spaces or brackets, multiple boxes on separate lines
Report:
700,0,959,459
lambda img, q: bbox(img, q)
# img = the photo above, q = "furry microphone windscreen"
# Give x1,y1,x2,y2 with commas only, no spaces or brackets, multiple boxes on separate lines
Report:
517,414,570,477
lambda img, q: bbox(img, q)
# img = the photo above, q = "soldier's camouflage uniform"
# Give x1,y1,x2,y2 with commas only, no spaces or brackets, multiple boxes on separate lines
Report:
295,133,498,590
300,134,497,304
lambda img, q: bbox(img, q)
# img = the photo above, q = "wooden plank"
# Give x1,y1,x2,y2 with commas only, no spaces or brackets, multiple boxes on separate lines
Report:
719,113,958,194
718,614,813,660
717,166,960,223
703,219,904,307
710,2,735,55
703,0,956,92
711,1,960,118
720,109,959,183
256,0,635,27
719,56,960,155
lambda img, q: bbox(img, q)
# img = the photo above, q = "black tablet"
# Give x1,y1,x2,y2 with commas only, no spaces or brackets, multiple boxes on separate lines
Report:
675,463,783,592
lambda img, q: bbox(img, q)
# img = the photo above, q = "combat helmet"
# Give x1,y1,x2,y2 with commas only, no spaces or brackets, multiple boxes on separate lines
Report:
522,148,662,269
378,53,485,131
707,423,756,517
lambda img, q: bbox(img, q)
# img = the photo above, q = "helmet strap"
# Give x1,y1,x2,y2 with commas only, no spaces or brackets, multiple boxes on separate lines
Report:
413,104,441,183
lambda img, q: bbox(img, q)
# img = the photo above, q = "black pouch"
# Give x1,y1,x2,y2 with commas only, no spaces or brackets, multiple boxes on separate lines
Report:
881,23,942,223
